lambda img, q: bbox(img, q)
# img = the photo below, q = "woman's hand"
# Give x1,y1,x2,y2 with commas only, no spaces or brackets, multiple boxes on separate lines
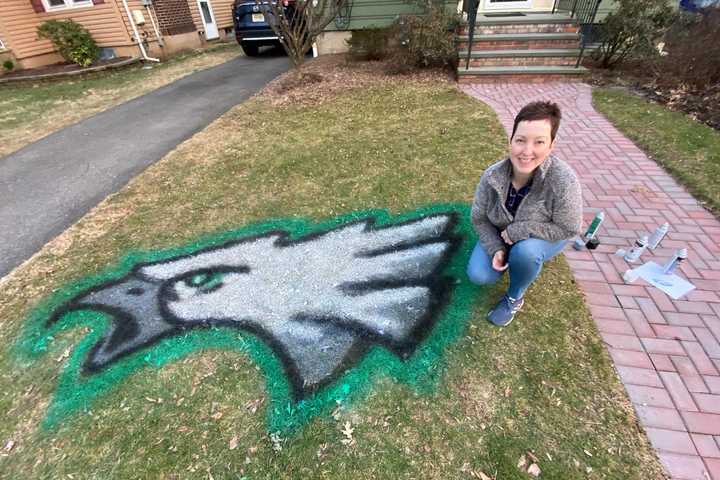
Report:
492,250,508,272
500,230,513,245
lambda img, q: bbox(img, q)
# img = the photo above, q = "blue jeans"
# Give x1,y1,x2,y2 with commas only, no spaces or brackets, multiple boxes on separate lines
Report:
466,238,568,299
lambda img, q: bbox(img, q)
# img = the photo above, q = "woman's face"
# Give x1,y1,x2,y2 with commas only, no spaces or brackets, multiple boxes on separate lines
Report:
509,119,556,177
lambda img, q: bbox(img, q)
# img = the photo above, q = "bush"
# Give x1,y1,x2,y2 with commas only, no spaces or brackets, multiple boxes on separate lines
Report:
2,60,13,72
37,19,99,67
659,7,720,88
346,28,391,61
593,0,674,69
388,4,459,71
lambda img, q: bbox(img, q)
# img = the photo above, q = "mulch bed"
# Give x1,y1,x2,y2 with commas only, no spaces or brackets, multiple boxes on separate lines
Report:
0,56,134,81
586,62,720,131
255,54,454,107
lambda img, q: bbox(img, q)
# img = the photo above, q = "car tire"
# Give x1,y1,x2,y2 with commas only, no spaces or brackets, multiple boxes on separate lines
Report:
241,42,260,56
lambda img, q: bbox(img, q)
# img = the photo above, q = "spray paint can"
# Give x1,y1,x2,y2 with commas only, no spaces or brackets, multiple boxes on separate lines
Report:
573,211,604,250
648,222,669,250
662,248,688,274
624,235,649,263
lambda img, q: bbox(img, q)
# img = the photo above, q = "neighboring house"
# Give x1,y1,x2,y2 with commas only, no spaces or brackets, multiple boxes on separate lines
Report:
0,0,237,70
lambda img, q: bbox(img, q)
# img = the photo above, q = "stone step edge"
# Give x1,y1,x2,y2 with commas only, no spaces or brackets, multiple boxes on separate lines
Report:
456,32,580,42
457,48,582,58
461,14,574,26
457,65,589,75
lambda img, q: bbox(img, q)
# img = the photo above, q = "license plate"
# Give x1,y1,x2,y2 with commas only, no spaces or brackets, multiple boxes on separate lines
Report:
251,13,264,22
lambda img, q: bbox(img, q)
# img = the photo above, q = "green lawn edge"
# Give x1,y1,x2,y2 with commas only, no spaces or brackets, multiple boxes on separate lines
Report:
593,87,720,215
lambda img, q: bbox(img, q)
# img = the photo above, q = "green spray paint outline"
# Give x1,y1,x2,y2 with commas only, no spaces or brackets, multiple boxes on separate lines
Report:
16,204,483,434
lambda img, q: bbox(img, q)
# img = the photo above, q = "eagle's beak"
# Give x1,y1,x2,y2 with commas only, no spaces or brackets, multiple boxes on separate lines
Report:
48,275,174,373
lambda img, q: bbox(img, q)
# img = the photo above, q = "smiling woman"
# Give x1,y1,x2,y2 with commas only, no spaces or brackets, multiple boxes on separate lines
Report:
467,101,583,326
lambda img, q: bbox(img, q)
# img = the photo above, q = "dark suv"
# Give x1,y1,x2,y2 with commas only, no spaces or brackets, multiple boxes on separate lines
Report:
233,1,282,56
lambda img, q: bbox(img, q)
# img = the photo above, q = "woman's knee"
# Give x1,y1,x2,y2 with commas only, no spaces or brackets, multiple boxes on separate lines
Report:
509,240,544,267
466,262,500,285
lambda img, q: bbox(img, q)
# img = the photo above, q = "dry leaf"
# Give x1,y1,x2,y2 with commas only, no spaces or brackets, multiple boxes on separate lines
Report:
526,451,539,463
477,471,494,480
340,421,355,445
211,411,223,420
504,387,512,397
583,449,593,457
3,440,15,452
527,463,541,477
228,436,238,450
517,454,528,470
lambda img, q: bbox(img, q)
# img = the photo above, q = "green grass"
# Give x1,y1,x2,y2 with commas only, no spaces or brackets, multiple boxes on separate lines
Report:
0,82,663,479
594,87,720,215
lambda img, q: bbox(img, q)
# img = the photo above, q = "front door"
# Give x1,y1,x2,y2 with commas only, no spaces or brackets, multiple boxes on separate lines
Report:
483,0,533,9
198,0,219,40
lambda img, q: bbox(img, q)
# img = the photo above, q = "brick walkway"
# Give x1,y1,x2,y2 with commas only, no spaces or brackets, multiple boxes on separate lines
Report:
461,82,720,480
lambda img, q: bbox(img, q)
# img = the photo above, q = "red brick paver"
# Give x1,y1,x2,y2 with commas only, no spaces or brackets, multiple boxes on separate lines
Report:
462,82,720,480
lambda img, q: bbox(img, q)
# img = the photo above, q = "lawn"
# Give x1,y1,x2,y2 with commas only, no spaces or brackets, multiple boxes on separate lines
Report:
0,43,243,158
0,71,664,479
593,87,720,216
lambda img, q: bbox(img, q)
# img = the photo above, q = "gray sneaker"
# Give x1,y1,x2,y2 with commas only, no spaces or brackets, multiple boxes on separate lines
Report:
487,294,524,327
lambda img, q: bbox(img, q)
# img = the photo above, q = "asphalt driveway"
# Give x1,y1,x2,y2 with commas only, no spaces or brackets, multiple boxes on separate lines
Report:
0,52,289,278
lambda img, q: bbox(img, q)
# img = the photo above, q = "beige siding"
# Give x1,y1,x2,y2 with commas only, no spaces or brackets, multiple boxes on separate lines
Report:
189,0,235,34
116,0,163,45
0,0,137,61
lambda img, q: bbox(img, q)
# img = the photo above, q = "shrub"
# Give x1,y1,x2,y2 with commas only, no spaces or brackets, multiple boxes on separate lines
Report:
659,7,720,88
593,0,674,69
2,60,13,72
388,4,459,71
37,19,99,67
346,28,391,61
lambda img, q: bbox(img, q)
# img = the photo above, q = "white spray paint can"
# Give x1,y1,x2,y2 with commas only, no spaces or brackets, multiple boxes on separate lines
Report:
648,222,669,250
662,248,688,274
624,235,649,263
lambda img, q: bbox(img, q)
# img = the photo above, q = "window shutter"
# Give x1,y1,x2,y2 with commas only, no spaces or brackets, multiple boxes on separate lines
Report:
30,0,46,13
92,0,105,4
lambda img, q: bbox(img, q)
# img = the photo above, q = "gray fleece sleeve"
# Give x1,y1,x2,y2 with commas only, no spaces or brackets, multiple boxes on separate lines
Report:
471,177,506,256
505,169,583,243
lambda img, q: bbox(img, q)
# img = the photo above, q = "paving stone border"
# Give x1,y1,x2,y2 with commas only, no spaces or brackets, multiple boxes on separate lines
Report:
462,82,720,480
0,57,140,84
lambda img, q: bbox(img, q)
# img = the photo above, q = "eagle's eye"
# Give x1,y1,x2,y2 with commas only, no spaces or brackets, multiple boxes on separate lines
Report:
184,271,225,293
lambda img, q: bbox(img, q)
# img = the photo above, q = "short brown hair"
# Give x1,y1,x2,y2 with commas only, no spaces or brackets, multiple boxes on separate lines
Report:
510,101,562,141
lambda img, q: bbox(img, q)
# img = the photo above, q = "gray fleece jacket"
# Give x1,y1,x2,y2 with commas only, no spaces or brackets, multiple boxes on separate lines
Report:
471,155,583,256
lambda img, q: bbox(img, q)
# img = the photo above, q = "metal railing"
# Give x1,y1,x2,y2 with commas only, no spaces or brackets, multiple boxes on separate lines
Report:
553,0,603,67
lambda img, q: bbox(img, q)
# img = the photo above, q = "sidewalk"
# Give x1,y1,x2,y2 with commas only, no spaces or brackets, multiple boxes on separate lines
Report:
462,82,720,480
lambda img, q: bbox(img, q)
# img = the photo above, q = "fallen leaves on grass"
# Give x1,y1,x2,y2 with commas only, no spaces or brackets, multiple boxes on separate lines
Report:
340,421,355,446
229,436,238,450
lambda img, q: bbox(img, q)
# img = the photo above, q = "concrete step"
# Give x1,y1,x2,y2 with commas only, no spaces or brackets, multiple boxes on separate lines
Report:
458,20,578,36
469,13,574,25
458,48,581,67
457,65,589,84
456,32,580,51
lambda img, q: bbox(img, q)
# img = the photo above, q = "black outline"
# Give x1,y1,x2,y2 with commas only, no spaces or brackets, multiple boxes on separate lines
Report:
46,212,462,400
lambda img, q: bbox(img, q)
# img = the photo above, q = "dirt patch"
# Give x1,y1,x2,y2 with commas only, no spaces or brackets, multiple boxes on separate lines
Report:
254,54,455,107
587,62,720,131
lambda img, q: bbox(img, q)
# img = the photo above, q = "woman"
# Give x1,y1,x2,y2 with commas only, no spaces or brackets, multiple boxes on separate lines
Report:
468,101,583,327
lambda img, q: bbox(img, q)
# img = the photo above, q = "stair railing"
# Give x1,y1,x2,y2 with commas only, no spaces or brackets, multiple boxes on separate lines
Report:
464,0,480,70
552,0,602,67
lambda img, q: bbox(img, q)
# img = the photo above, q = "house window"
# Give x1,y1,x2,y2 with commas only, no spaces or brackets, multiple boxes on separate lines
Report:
42,0,93,10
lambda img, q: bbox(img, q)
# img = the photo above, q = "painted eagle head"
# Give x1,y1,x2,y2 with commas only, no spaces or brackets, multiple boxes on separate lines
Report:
49,213,459,397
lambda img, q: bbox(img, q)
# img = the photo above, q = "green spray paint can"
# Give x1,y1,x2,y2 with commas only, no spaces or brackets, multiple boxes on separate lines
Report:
573,211,604,251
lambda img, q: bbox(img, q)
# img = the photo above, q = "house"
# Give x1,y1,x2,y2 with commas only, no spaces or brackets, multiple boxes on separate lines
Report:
0,0,239,71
